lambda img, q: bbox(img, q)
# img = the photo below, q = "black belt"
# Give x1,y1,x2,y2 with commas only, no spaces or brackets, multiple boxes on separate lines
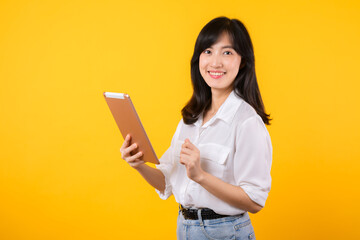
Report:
179,204,235,220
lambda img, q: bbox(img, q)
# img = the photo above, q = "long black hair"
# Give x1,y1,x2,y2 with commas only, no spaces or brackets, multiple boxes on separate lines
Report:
181,17,271,125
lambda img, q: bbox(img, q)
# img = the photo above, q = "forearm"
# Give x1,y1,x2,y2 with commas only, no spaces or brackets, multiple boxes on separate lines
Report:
135,164,166,192
197,172,262,213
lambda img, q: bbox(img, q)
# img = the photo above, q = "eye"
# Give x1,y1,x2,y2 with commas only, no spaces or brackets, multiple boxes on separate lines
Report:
203,49,211,54
224,51,232,55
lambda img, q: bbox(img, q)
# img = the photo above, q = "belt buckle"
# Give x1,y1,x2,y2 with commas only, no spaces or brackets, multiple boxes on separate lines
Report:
179,205,191,219
179,204,186,212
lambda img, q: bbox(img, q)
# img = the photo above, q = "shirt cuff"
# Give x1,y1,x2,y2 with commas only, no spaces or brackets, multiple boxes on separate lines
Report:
155,164,172,200
241,185,269,207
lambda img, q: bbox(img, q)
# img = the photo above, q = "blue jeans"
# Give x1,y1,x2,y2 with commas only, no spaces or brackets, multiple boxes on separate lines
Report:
176,209,255,240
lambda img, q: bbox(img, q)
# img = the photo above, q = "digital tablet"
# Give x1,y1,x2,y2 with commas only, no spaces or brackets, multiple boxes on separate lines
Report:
103,92,159,164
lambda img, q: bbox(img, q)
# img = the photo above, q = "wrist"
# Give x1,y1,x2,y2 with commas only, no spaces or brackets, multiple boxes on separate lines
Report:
134,162,147,171
194,170,208,184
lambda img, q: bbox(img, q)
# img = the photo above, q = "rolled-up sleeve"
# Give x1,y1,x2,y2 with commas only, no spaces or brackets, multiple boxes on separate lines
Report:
155,119,183,200
155,147,174,199
234,115,273,207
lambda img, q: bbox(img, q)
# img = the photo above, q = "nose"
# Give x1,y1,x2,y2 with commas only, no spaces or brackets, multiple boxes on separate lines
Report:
209,54,223,68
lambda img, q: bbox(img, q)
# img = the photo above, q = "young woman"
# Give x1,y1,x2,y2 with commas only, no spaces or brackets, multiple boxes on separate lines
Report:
120,16,272,240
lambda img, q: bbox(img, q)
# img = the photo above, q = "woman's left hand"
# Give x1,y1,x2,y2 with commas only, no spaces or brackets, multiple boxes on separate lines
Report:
180,139,205,183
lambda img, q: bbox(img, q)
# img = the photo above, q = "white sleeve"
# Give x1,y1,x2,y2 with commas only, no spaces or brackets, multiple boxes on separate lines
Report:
233,115,273,207
155,147,173,199
155,119,183,200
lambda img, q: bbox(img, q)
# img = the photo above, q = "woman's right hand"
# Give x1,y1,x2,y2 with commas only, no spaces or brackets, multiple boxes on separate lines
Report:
120,134,144,169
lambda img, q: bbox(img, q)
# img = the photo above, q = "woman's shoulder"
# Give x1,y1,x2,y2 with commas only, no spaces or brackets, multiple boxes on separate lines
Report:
233,96,261,124
233,101,271,142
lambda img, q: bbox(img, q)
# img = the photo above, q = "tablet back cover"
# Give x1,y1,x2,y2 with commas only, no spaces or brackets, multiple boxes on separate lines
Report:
103,92,159,164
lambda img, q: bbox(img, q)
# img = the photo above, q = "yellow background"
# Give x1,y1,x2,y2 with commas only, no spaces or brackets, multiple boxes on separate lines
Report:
1,0,359,239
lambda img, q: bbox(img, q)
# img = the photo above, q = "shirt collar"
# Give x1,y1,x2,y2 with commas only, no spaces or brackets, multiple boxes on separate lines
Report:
194,90,243,128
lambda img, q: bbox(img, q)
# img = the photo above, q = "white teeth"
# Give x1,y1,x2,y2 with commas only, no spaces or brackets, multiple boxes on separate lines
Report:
209,72,224,76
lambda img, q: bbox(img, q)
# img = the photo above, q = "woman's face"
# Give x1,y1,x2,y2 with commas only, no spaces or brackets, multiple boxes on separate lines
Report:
199,32,242,95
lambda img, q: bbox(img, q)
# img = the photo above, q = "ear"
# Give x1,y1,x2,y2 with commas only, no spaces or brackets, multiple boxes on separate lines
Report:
239,60,246,69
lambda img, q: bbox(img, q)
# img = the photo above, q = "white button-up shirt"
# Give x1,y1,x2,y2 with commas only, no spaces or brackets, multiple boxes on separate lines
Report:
156,91,272,215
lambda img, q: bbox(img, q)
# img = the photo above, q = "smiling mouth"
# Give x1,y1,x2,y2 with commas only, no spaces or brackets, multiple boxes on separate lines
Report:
208,71,226,77
208,71,226,79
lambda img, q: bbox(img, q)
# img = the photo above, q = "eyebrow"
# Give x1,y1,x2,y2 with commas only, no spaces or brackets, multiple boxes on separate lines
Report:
222,45,234,49
208,45,234,49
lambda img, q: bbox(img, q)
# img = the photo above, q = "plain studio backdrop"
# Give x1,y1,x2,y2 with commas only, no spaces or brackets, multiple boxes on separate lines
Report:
0,0,359,239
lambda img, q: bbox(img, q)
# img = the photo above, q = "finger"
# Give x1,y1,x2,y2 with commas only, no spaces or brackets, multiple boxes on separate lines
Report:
123,143,138,156
183,139,195,150
181,141,191,150
130,160,145,168
180,147,192,156
179,155,189,165
126,151,143,163
124,134,131,146
120,134,131,151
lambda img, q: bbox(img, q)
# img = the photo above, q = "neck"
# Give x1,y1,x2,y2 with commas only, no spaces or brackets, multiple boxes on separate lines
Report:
209,88,232,112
